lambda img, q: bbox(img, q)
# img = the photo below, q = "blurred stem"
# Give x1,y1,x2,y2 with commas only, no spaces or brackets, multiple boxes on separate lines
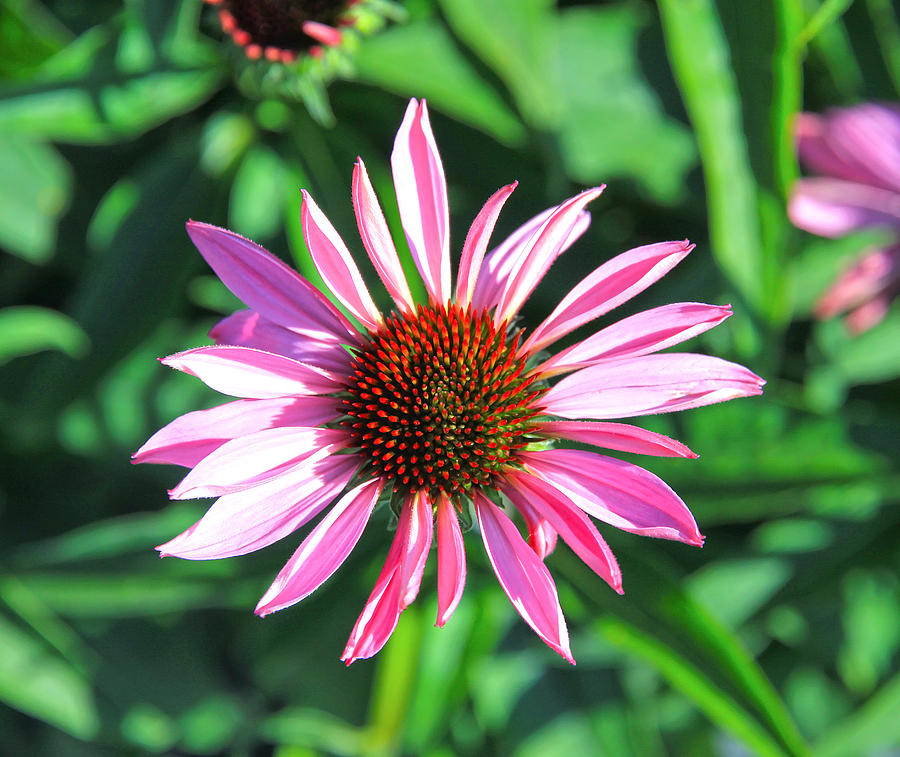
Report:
866,0,900,95
803,0,863,97
597,617,791,757
773,0,804,201
657,0,768,326
361,605,423,756
794,0,854,50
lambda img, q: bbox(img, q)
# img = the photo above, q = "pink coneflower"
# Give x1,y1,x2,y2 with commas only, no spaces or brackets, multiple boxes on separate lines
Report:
789,104,900,333
135,98,764,664
203,0,385,63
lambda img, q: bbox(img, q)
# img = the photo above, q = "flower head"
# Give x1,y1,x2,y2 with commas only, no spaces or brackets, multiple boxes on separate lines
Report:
789,104,900,333
135,99,764,664
203,0,401,120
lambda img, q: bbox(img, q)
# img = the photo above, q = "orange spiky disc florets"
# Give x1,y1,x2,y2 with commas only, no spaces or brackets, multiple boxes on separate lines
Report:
343,304,546,499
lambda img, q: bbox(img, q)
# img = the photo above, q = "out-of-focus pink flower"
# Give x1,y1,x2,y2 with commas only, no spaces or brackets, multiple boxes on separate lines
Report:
135,99,764,664
789,104,900,333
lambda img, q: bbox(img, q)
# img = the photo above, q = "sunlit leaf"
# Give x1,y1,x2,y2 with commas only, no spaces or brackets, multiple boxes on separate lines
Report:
0,612,98,739
0,307,87,364
0,136,70,262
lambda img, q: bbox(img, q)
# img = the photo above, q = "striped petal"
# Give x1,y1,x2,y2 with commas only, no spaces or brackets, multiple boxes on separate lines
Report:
186,221,358,344
168,426,349,500
210,310,352,374
161,345,341,399
494,187,605,325
503,473,622,593
255,478,383,616
789,178,900,237
510,496,558,560
435,494,466,627
353,158,416,314
537,421,697,458
133,396,339,467
301,190,382,331
157,453,361,560
521,448,703,546
541,353,765,419
391,99,450,303
523,241,693,354
474,491,573,664
534,302,732,376
341,492,433,663
470,207,591,311
456,182,517,307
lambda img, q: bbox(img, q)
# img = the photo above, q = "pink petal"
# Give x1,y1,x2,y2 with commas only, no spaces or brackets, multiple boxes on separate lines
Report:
341,493,432,664
541,353,765,419
254,478,383,616
168,426,349,500
435,494,466,627
815,245,900,319
798,105,900,193
846,292,892,334
534,302,732,376
302,20,342,47
185,221,358,344
494,187,605,325
341,565,403,665
536,420,697,458
133,396,340,467
160,345,341,399
301,190,382,331
157,453,361,559
509,495,557,560
788,178,900,237
502,473,622,593
210,310,352,374
353,159,416,314
470,207,591,312
474,491,573,664
398,491,434,609
523,241,694,354
795,112,878,188
455,182,518,307
391,99,450,303
521,448,703,546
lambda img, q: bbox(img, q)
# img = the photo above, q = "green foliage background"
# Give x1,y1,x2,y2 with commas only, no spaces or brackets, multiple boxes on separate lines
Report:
1,0,899,755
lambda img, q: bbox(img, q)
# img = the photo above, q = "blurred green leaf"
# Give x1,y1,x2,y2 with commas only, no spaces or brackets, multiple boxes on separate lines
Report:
354,19,526,146
688,558,792,628
837,570,900,696
261,708,362,755
229,144,287,241
0,20,224,145
0,612,98,739
816,310,900,384
558,551,811,757
13,503,201,567
178,695,243,755
5,571,259,618
785,666,850,739
0,136,70,262
788,229,890,316
440,0,560,130
0,306,87,364
200,110,255,177
597,617,790,757
121,702,178,753
658,0,768,320
0,0,70,78
552,6,695,203
816,673,900,757
752,518,834,554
